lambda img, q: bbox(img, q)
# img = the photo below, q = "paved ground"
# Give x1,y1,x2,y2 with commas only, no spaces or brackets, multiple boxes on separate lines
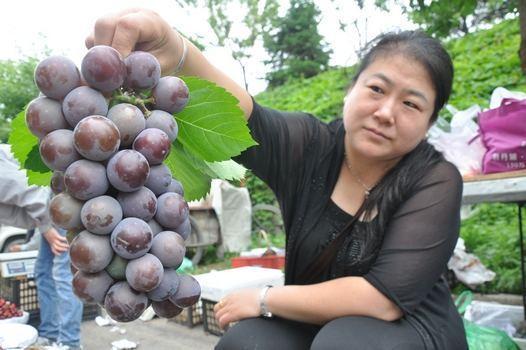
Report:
81,315,219,350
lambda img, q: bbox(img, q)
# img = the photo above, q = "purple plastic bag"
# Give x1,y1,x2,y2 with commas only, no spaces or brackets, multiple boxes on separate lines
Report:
478,98,526,174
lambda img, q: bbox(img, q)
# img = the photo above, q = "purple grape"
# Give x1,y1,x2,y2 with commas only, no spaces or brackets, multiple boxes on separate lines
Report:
81,195,123,235
34,55,81,100
169,274,201,308
110,217,153,259
39,129,81,171
70,230,113,273
62,86,108,127
132,128,171,165
73,115,120,161
81,45,126,92
106,103,145,147
105,255,128,281
167,179,184,197
155,192,189,229
144,164,172,196
147,269,180,301
104,281,148,322
64,159,109,200
73,270,114,304
147,219,163,237
174,218,191,240
26,97,70,139
49,192,84,230
125,253,164,292
145,110,179,142
50,171,65,194
123,51,161,90
152,77,189,113
106,150,150,192
150,231,185,268
152,299,183,318
117,186,157,221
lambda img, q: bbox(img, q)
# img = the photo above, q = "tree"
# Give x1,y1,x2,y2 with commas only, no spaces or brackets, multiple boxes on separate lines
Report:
403,0,517,37
263,0,332,87
205,0,279,91
0,57,40,142
368,0,526,74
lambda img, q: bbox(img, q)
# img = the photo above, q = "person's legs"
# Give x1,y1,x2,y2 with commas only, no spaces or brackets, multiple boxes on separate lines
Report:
34,231,59,343
310,316,425,350
53,229,83,348
215,317,320,350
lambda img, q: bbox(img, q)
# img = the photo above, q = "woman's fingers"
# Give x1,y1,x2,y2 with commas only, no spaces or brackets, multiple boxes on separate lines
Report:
86,8,178,74
93,15,118,47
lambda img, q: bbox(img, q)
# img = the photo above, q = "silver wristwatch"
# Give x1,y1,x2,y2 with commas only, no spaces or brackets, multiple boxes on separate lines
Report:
259,285,273,318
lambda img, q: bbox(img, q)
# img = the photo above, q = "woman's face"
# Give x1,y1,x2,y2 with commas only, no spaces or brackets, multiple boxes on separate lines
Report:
343,54,436,165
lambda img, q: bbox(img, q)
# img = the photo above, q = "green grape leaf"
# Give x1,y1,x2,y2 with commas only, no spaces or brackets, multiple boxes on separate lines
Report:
176,76,257,162
203,160,246,181
8,109,52,186
164,141,212,201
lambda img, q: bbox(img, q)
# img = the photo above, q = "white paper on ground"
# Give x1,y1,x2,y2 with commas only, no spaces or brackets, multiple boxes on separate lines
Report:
111,339,138,349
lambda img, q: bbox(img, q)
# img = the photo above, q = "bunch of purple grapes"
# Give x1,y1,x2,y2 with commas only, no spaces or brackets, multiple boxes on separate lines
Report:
28,46,201,322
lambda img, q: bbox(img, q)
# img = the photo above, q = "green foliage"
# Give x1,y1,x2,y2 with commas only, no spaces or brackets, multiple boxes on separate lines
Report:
257,68,355,121
460,204,521,294
8,110,52,186
446,19,526,112
263,0,332,87
405,0,517,38
0,57,39,142
174,76,257,162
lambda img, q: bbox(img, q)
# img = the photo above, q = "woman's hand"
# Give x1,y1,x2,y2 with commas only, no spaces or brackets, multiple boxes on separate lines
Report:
213,288,261,330
85,8,182,75
43,228,69,255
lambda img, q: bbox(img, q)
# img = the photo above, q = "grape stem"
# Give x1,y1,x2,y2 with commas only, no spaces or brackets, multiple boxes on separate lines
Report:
111,91,154,117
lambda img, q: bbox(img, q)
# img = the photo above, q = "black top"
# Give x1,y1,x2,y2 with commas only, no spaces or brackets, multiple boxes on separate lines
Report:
234,101,467,349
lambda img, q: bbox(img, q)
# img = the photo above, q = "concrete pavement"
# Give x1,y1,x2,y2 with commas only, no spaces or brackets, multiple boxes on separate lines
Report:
80,316,219,350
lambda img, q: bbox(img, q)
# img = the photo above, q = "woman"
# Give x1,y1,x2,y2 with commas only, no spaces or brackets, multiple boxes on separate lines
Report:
88,8,467,349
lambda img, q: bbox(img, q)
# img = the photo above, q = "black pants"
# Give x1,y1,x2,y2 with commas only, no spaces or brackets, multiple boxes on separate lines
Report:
215,316,425,350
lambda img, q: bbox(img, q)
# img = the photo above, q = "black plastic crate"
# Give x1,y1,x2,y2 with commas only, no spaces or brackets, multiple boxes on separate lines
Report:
0,276,38,312
170,300,202,327
202,298,223,336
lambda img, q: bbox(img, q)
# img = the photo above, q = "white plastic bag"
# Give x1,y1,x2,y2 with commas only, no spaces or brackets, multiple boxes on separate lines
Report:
464,301,524,338
489,87,526,109
428,105,486,176
448,238,496,289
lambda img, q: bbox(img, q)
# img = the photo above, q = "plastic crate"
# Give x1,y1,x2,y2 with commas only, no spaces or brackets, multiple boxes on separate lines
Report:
0,276,100,326
0,276,38,312
170,300,202,327
231,255,285,269
202,298,223,336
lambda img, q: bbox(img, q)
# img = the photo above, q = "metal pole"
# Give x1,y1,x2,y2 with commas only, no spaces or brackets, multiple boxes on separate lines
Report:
519,202,526,320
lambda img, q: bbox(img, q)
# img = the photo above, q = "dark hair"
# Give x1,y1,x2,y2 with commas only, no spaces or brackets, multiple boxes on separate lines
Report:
353,30,453,123
299,31,451,283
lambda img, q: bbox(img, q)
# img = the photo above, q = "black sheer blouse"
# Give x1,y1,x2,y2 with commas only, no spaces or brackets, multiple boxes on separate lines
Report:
234,101,467,349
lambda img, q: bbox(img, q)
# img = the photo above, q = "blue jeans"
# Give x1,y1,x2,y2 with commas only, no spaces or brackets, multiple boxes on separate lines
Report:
34,229,83,347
